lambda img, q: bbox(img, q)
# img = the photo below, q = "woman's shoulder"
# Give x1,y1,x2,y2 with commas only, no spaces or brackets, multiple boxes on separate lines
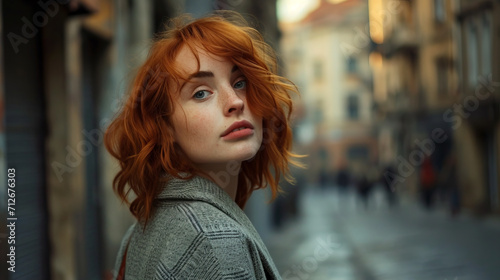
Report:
152,199,244,234
121,200,256,278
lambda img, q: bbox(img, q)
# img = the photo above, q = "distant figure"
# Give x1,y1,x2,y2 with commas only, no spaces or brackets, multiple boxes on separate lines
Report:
336,168,350,192
420,156,436,209
356,174,373,209
319,169,329,190
272,194,287,229
381,164,398,208
439,153,460,216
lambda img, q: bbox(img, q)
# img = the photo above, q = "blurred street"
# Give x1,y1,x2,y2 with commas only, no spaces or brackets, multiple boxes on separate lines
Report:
267,185,500,280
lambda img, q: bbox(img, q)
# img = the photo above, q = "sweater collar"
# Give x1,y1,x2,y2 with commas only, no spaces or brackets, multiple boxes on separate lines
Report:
156,175,264,243
156,175,236,210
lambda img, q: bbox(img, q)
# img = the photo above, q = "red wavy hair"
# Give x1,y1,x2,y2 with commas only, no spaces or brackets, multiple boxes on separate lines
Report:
104,11,302,224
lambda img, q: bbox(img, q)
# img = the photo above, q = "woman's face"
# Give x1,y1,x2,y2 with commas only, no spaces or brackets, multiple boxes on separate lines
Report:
170,46,263,173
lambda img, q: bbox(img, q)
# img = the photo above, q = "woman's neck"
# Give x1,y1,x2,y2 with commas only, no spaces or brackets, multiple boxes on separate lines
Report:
197,161,241,201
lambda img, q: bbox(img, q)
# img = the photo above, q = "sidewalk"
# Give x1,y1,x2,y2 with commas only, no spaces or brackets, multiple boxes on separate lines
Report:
266,186,500,280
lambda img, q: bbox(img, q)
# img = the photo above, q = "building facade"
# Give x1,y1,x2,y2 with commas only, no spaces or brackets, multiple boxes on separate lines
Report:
371,0,500,213
454,0,500,213
281,0,377,183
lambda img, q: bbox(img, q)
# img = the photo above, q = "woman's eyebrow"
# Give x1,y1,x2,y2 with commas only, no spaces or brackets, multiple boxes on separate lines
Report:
188,71,213,79
186,65,239,80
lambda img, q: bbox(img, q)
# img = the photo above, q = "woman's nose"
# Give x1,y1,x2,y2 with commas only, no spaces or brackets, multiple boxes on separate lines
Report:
222,86,244,115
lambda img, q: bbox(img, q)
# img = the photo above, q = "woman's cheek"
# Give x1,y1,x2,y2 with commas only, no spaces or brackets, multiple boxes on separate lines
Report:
190,113,213,138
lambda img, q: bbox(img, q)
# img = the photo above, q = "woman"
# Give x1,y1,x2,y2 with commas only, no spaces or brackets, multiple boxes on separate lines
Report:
105,11,302,280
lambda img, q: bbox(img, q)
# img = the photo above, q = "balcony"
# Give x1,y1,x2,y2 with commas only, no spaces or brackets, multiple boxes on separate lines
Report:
381,24,419,57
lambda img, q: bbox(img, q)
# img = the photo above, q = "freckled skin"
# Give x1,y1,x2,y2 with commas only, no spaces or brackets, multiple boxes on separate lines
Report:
170,46,263,175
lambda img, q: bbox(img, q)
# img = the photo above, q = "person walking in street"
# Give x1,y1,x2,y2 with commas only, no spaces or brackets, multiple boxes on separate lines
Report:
420,155,436,210
105,11,302,279
381,164,398,208
336,167,351,192
439,153,461,216
356,174,372,209
355,165,377,210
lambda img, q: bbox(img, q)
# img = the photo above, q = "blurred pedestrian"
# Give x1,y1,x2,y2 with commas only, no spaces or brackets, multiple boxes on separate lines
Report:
420,156,436,209
439,153,460,216
355,164,379,209
381,164,398,208
356,174,371,209
336,168,350,192
319,168,329,190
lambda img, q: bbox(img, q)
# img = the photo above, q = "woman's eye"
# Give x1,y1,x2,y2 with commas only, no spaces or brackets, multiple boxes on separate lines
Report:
234,79,247,90
193,90,211,100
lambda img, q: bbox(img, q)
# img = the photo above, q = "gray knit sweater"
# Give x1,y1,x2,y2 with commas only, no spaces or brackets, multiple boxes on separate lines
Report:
114,176,282,279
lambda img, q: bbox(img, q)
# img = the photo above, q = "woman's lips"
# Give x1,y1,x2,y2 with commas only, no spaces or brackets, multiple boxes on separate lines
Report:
221,120,254,140
222,127,254,140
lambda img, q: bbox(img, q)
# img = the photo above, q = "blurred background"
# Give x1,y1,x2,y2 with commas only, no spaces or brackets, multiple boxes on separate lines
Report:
0,0,499,279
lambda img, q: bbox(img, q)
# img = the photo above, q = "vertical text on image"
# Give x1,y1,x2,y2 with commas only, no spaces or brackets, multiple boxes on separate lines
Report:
7,168,17,272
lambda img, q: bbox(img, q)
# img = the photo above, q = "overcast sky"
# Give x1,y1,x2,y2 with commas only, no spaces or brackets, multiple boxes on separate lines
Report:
277,0,319,23
277,0,351,22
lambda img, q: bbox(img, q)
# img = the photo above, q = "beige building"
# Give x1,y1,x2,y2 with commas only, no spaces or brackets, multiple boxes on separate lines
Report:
281,0,377,182
371,0,500,213
453,0,500,213
369,0,419,170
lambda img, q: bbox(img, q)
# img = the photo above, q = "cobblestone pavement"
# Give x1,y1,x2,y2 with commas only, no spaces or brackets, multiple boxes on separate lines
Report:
266,186,500,280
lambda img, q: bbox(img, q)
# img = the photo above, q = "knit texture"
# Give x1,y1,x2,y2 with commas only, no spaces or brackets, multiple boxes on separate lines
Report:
114,176,282,280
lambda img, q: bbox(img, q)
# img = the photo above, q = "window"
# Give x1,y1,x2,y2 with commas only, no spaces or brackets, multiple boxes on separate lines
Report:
347,145,369,160
434,0,446,23
314,100,323,122
347,56,357,73
347,94,359,120
313,60,323,80
436,58,448,96
466,20,479,88
481,13,492,75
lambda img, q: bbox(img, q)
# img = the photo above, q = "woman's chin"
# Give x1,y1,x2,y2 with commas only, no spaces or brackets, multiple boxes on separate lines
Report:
238,146,261,162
